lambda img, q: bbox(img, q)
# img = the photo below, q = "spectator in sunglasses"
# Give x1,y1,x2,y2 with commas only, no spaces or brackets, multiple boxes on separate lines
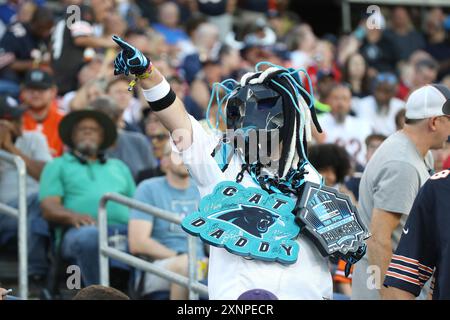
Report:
136,110,171,184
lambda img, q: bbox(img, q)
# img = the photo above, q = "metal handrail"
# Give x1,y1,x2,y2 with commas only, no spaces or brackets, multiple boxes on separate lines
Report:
98,193,208,300
0,150,28,299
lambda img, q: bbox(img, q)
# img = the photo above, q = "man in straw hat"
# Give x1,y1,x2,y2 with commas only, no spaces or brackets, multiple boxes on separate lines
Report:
39,107,135,286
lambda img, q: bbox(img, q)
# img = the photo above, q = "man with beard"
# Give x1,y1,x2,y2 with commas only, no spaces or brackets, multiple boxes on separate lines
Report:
316,84,373,166
128,145,205,299
21,69,64,157
39,108,135,286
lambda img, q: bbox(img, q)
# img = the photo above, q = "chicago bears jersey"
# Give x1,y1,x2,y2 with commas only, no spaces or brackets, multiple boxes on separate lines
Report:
384,169,450,299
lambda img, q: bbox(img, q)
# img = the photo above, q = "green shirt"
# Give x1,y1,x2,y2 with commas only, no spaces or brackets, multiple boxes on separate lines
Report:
39,153,136,225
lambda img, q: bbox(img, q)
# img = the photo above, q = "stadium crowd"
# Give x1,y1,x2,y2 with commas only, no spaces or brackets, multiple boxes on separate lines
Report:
0,0,450,300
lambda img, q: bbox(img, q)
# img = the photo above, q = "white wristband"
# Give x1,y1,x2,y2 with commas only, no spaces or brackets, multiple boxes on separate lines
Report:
142,78,171,102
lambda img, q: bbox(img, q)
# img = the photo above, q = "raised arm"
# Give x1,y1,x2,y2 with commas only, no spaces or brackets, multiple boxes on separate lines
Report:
112,36,193,151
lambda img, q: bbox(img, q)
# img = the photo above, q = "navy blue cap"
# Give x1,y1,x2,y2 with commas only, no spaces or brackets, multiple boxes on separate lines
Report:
23,69,55,89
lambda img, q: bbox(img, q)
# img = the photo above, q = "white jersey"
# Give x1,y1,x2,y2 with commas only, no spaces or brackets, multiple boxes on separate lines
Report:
353,95,405,137
319,113,373,166
171,115,333,300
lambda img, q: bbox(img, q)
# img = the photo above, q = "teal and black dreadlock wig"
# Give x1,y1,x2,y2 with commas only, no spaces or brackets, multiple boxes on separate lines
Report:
207,63,323,195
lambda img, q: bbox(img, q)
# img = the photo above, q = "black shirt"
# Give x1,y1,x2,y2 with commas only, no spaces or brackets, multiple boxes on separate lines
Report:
359,35,397,73
384,169,450,299
51,5,94,95
197,0,227,16
0,22,48,83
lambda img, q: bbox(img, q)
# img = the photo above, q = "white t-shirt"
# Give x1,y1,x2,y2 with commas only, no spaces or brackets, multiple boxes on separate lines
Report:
353,96,405,137
319,113,373,166
171,115,333,300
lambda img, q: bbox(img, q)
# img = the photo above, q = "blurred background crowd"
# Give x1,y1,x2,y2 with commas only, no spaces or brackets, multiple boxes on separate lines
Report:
0,0,450,300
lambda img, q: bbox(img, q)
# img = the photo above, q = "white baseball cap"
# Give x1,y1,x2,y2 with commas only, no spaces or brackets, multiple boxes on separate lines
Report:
405,84,450,119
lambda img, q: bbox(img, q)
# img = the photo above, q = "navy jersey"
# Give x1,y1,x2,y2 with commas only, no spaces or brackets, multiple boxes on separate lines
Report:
384,169,450,299
197,0,227,16
0,22,47,82
51,5,94,95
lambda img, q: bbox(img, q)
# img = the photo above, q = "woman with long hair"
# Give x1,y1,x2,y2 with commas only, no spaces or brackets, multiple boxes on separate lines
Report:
342,53,371,98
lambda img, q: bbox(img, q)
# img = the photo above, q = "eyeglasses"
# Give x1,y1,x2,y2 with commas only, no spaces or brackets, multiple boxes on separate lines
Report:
149,134,169,141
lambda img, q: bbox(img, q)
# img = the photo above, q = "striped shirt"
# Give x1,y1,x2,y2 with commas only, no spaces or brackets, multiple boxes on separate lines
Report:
384,169,450,299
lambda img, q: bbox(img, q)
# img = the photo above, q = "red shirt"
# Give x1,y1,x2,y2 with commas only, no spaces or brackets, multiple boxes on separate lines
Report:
305,63,342,95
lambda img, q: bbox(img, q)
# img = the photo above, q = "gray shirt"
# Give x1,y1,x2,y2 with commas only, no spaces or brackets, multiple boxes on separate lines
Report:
106,130,156,180
352,131,433,300
0,131,52,204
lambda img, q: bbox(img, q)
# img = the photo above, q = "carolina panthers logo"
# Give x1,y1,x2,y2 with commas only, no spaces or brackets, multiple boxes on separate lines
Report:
216,205,279,238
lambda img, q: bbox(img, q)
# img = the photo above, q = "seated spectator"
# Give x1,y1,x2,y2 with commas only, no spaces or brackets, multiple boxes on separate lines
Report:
242,17,277,48
152,2,189,47
128,150,206,300
314,71,335,114
316,84,373,166
0,95,52,283
70,79,107,113
180,22,221,84
21,69,64,157
136,110,170,184
90,96,156,181
72,285,129,300
408,59,439,97
218,44,242,81
353,73,405,137
384,6,426,63
424,8,450,81
190,58,223,116
359,12,397,74
191,0,236,42
397,50,438,101
306,40,342,92
342,53,371,99
169,74,203,121
307,143,351,189
345,133,387,202
52,0,118,95
336,34,359,68
288,24,317,70
106,76,144,132
39,108,135,286
0,6,53,97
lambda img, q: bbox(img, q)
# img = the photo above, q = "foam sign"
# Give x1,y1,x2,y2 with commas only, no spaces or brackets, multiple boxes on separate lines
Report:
295,182,370,257
181,181,301,264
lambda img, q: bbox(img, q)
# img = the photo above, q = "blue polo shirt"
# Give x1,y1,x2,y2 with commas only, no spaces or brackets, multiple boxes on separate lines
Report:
384,169,450,299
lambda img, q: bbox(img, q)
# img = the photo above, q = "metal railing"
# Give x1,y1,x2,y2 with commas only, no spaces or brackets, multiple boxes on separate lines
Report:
98,193,208,300
0,150,28,299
